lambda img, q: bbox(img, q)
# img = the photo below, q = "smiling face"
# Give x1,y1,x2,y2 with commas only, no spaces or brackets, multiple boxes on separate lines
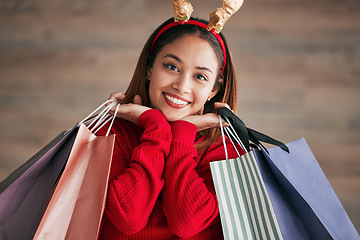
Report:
148,34,220,122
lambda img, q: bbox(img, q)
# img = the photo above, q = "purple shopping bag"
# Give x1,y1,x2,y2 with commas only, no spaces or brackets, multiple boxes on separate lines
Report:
0,124,79,240
0,131,68,194
254,138,359,240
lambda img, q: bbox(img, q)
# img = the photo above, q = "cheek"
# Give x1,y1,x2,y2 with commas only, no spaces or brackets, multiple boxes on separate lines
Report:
194,86,215,104
148,73,166,105
149,67,167,91
148,81,159,104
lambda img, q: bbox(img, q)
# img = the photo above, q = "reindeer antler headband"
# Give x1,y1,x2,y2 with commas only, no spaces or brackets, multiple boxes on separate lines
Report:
173,0,244,33
150,0,243,77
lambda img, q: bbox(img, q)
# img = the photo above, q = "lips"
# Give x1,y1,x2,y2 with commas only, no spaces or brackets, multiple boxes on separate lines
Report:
163,92,191,108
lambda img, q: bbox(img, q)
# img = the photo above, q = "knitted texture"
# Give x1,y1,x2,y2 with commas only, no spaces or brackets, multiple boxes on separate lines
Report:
96,109,245,239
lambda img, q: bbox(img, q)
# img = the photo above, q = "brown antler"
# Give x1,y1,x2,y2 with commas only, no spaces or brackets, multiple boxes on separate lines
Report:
172,0,193,22
208,0,244,33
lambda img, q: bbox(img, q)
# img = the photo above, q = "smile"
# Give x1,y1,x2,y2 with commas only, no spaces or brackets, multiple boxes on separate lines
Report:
163,93,191,108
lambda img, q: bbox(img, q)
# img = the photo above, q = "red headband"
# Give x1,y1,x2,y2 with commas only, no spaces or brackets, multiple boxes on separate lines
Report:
150,20,226,77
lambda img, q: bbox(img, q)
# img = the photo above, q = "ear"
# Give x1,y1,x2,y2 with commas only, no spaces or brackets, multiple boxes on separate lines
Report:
146,69,152,80
208,78,222,100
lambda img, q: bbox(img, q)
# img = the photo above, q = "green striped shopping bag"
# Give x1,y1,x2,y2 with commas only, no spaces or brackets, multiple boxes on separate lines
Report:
210,116,283,240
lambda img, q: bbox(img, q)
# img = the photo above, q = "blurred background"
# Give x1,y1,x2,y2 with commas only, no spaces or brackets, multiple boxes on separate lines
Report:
0,0,359,233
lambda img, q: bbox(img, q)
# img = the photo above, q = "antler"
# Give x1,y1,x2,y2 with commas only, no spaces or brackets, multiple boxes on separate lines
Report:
172,0,193,22
208,0,244,33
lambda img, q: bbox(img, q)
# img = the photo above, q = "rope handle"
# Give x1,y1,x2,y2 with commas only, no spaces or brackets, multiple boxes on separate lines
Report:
79,99,121,136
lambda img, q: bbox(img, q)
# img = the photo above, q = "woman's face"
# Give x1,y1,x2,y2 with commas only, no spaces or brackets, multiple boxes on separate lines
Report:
148,34,220,122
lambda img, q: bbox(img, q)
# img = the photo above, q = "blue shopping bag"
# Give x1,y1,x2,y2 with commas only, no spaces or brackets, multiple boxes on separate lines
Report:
254,138,359,240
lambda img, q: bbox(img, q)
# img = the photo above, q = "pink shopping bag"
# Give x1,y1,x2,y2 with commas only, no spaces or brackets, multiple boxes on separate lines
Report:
34,123,115,240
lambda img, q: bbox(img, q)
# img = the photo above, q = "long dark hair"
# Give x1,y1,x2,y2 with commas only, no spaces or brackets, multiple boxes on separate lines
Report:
122,17,238,151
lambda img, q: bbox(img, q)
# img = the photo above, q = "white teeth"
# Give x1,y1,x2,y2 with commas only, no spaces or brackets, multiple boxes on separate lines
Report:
165,94,188,105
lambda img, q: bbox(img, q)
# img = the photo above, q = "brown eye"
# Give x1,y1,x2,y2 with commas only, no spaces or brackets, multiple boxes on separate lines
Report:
195,74,208,81
163,63,179,72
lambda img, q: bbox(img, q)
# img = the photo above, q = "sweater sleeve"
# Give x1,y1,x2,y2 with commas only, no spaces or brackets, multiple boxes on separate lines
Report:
163,120,246,238
101,109,171,235
160,121,213,238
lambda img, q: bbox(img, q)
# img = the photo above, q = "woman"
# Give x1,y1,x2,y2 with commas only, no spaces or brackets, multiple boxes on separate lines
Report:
97,17,245,239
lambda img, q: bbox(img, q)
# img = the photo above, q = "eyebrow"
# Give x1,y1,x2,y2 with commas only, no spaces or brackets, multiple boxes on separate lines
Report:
163,53,213,74
163,54,182,63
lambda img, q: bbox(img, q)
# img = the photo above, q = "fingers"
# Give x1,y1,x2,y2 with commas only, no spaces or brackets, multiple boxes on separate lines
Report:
108,91,125,102
221,118,230,128
204,113,229,128
204,113,229,129
214,102,233,113
133,95,142,105
107,92,144,116
105,92,150,125
108,92,142,105
213,102,232,127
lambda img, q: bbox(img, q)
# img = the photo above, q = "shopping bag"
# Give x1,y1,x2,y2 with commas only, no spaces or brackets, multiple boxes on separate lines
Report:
0,130,68,194
34,102,119,240
252,147,309,240
210,118,283,240
214,107,359,240
0,124,79,240
255,138,360,240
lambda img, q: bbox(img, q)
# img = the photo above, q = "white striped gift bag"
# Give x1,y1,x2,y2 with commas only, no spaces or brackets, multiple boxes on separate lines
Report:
210,115,283,240
210,152,283,240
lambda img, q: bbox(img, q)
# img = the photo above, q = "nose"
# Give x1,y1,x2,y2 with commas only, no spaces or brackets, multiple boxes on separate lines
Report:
172,74,191,94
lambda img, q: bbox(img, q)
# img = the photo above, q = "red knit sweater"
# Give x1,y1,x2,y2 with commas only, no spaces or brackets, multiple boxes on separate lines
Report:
97,109,245,239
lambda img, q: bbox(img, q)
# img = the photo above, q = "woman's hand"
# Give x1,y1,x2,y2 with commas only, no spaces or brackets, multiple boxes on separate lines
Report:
108,92,151,125
180,102,231,132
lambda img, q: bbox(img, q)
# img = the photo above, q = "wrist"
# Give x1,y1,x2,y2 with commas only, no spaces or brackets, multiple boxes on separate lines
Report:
170,120,197,144
138,109,168,128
